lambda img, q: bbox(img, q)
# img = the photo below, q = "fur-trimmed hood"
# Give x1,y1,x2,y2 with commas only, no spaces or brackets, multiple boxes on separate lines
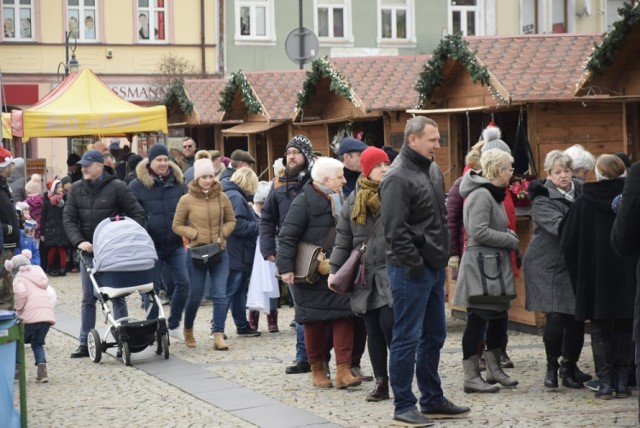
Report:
135,159,184,189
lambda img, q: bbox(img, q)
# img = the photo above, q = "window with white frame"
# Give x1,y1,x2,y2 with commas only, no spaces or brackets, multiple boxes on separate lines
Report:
236,0,275,41
448,0,483,36
67,0,98,42
3,0,34,41
315,0,350,40
378,0,414,42
137,0,167,43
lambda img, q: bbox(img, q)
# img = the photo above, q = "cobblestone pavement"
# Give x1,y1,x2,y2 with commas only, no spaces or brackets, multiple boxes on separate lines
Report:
11,273,639,427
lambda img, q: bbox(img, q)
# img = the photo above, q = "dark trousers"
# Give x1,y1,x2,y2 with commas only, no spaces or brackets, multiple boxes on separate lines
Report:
362,305,394,378
591,319,633,383
352,316,367,367
543,312,584,363
462,310,508,360
305,318,353,365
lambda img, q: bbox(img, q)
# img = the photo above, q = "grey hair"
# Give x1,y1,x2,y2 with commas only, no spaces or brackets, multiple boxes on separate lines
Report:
480,149,514,180
404,116,438,143
311,157,343,182
564,144,595,172
544,150,573,173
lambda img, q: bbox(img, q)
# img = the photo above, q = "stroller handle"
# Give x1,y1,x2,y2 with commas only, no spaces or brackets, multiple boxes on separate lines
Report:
80,251,94,270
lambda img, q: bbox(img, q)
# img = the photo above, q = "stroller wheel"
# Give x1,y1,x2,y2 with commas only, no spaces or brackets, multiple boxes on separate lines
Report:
121,342,131,366
162,333,170,360
155,331,163,355
88,329,102,363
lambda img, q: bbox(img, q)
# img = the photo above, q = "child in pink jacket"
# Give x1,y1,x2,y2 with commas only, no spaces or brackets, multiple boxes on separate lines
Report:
6,250,56,383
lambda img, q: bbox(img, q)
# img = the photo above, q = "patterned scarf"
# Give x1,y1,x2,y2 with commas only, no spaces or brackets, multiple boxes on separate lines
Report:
352,176,381,225
312,182,343,219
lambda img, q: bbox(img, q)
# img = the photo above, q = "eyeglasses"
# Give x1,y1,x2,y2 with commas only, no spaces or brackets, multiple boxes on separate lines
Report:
183,145,193,149
286,150,301,156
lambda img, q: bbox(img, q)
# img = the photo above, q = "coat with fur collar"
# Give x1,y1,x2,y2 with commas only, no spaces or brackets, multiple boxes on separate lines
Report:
128,160,186,250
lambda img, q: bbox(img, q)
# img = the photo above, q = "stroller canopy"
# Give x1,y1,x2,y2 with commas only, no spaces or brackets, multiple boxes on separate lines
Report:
91,217,157,273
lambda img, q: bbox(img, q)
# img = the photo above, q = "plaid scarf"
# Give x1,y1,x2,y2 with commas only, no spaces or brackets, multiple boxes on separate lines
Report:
352,176,381,225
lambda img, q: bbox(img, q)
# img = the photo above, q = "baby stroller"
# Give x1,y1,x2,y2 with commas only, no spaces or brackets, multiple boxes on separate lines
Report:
85,216,169,366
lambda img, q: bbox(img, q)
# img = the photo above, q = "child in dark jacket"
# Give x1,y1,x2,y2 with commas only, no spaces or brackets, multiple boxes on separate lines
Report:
41,179,68,276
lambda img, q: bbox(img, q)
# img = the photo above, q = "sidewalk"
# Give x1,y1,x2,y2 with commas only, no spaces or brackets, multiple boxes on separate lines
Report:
14,273,639,427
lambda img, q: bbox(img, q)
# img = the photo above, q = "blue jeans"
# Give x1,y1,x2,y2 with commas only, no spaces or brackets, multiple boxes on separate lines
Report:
146,246,190,330
80,258,127,346
226,269,250,330
287,285,308,362
184,248,229,332
24,322,51,365
387,265,446,414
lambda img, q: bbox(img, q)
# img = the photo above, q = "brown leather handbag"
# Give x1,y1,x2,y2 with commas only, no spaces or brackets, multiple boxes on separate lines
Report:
330,218,381,295
278,226,337,285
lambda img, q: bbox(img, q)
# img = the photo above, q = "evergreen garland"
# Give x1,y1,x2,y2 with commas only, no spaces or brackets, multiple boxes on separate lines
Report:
296,56,359,111
218,71,263,114
414,33,490,108
584,3,640,80
163,79,193,114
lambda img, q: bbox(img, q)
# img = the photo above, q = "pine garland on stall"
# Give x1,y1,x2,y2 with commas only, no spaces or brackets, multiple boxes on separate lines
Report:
219,71,263,114
163,79,194,114
414,33,490,108
296,56,359,113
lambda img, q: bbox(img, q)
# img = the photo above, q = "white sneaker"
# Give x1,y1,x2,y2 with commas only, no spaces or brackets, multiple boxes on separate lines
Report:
168,327,184,342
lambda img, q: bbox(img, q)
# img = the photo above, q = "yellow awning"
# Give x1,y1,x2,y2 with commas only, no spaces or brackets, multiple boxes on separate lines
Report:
221,121,283,136
1,113,11,139
11,68,168,139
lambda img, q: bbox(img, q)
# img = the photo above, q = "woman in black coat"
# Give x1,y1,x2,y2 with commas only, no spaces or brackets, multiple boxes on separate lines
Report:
561,154,636,399
277,157,361,390
41,179,69,275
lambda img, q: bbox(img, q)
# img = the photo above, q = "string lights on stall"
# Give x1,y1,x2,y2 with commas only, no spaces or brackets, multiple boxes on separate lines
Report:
219,70,263,114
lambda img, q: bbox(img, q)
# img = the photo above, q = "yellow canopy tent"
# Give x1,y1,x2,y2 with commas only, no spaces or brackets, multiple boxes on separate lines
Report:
10,68,168,139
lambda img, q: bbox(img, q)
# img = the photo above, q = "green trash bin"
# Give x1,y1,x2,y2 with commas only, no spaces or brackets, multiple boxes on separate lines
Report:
0,309,27,428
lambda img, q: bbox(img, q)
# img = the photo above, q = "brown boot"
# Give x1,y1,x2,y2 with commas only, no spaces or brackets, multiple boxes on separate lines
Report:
366,377,390,402
36,363,48,383
248,310,260,331
267,310,279,333
335,363,362,389
311,361,333,388
213,332,229,351
183,328,196,348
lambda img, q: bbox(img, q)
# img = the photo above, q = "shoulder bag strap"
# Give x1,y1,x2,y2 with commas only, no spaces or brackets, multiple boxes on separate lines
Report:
217,196,223,243
359,217,382,253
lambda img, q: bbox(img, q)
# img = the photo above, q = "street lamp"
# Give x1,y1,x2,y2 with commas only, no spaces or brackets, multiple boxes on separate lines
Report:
57,31,80,80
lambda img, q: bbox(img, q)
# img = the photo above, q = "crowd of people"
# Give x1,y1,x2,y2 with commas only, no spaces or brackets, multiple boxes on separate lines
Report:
1,117,640,426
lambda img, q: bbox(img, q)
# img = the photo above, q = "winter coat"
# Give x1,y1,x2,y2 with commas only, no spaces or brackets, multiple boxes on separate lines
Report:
63,171,146,247
219,167,235,182
379,144,449,278
223,180,259,271
128,160,186,250
560,178,636,321
16,230,41,266
611,162,640,341
446,176,464,258
342,167,360,198
453,171,519,312
41,193,69,247
524,178,582,315
0,175,19,249
330,186,392,315
259,175,309,259
26,193,44,239
276,182,352,324
13,264,55,325
172,180,236,249
8,167,25,202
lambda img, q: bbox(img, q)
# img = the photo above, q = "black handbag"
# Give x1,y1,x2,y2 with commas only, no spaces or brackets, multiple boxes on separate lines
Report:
467,251,516,304
190,197,224,268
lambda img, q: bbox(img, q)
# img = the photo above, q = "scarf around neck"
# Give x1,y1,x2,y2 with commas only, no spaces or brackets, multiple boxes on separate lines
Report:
352,176,381,224
313,182,343,219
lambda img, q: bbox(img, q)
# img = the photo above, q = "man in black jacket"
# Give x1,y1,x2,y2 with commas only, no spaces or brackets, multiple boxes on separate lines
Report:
63,150,146,358
260,134,314,374
0,148,19,310
379,116,469,426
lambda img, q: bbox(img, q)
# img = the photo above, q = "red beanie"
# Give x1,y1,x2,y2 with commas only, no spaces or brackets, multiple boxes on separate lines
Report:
360,146,390,178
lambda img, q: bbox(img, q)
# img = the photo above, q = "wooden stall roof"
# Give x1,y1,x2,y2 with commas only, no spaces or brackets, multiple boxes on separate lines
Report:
183,78,228,124
421,34,600,110
242,70,306,120
330,55,429,111
575,4,640,97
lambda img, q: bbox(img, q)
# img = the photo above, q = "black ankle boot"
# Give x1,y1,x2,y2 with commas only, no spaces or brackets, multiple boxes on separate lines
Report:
560,361,584,389
366,377,389,402
615,370,631,398
544,360,559,388
595,377,614,399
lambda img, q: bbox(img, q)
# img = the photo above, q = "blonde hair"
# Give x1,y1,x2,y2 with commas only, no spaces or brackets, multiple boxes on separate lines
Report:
480,149,514,180
465,140,485,170
595,154,625,180
195,150,211,160
230,168,259,195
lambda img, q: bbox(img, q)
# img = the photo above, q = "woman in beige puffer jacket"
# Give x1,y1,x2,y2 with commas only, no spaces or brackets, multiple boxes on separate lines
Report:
172,159,236,350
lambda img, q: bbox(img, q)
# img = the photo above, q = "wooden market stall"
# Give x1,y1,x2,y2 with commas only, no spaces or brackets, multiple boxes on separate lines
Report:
409,32,633,330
